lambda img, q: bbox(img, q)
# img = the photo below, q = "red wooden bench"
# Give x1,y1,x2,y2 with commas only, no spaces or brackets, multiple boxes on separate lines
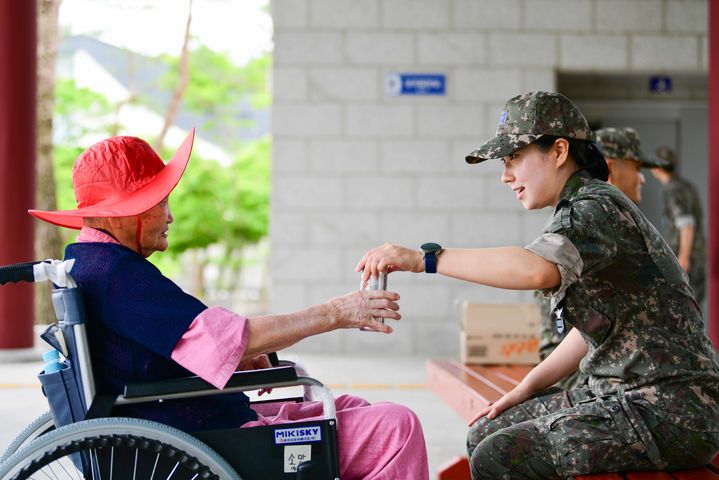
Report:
426,359,719,480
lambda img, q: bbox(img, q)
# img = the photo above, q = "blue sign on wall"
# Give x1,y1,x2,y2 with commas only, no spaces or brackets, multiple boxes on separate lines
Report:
387,73,446,96
649,75,672,94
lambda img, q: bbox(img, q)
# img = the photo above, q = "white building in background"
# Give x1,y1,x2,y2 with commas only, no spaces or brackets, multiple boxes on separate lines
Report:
270,0,708,356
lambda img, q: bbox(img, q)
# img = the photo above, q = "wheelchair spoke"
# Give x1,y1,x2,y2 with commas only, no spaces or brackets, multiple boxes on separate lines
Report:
109,447,114,480
133,449,138,480
55,457,75,479
42,461,58,479
37,468,54,480
35,461,57,479
164,462,179,479
149,453,159,480
93,448,101,480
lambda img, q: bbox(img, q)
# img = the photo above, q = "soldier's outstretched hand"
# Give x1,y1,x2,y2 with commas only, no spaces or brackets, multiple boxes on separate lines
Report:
356,243,424,284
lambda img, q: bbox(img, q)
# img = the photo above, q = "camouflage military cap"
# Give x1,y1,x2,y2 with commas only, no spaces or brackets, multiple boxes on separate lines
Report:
466,91,596,163
655,145,677,170
595,127,665,169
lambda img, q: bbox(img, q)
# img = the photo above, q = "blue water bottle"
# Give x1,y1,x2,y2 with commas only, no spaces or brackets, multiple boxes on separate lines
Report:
43,349,64,373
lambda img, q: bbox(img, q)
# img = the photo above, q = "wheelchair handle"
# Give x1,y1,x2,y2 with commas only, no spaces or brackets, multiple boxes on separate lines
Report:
0,261,42,285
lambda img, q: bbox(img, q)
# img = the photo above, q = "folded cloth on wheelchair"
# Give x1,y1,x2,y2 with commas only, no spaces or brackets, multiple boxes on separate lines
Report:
64,240,258,431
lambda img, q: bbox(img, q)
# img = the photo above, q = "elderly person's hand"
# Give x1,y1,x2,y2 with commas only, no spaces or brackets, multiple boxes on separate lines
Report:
239,354,275,396
239,353,273,371
328,289,400,333
355,243,424,284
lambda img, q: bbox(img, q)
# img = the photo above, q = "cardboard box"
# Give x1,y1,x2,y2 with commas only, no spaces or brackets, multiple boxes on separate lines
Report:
460,302,540,365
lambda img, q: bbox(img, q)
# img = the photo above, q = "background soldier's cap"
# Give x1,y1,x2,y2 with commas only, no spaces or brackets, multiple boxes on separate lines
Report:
595,127,668,168
654,145,677,170
466,91,596,163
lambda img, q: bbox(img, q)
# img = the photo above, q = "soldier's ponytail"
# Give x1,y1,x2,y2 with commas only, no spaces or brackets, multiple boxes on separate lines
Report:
533,135,608,181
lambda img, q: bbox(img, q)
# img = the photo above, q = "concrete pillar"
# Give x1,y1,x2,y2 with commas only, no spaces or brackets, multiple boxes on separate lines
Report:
0,0,37,349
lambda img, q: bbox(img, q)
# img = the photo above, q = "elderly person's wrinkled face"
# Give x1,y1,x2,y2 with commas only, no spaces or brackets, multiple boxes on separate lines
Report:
138,197,174,257
107,196,174,257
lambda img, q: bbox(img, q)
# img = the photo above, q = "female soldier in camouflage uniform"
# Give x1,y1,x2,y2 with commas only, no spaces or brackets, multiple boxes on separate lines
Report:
357,91,719,479
537,126,669,393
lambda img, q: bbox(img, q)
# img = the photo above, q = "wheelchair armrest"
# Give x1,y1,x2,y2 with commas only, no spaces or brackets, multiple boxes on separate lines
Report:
122,365,299,399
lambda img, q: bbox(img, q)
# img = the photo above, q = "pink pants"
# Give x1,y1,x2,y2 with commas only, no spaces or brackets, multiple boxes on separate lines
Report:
243,394,429,480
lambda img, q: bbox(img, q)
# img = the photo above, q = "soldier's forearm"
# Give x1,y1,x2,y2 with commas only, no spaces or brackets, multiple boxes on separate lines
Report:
677,225,694,271
437,247,561,290
678,225,695,266
520,328,587,394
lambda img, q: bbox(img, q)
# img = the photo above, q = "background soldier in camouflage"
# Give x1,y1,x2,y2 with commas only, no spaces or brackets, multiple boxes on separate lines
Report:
599,127,668,203
357,91,719,479
537,126,669,392
650,146,706,303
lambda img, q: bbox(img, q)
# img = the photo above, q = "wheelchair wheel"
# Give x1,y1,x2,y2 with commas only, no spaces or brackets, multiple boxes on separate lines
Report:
0,417,241,480
0,411,55,464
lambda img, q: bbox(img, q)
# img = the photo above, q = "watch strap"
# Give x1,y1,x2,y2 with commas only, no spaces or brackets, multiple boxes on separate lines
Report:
424,252,437,273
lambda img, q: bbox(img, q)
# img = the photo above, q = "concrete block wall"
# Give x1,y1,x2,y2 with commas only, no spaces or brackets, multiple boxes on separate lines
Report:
270,0,707,356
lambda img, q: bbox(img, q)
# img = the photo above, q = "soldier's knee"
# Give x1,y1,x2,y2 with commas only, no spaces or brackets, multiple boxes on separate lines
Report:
469,429,559,480
466,416,499,457
469,432,505,479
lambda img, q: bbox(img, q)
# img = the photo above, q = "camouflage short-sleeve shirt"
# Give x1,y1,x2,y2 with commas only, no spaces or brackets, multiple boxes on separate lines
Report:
661,176,706,303
526,171,719,431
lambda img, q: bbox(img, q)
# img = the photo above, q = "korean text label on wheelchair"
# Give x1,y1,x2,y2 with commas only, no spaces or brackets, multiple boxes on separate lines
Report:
0,260,341,480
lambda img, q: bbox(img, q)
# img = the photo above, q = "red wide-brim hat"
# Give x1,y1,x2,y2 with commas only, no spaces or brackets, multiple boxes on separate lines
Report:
29,129,195,229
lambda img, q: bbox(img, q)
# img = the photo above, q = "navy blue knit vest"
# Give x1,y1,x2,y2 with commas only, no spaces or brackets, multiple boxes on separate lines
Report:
65,242,257,431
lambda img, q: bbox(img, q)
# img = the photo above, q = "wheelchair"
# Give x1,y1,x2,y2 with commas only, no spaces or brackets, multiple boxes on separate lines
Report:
0,260,341,480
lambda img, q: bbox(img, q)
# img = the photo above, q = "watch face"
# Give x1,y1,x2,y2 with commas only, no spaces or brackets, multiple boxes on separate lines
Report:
420,242,441,253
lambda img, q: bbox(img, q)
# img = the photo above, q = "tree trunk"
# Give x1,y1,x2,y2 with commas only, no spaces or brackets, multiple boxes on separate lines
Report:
155,0,192,151
35,0,63,324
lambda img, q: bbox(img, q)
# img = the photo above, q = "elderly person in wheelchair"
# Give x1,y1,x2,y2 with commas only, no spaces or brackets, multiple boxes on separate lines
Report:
26,129,429,480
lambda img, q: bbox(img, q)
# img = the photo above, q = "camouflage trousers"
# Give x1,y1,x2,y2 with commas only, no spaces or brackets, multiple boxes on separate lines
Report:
466,386,719,479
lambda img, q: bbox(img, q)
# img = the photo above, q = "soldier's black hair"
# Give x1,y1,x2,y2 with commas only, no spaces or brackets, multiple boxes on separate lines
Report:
532,135,609,181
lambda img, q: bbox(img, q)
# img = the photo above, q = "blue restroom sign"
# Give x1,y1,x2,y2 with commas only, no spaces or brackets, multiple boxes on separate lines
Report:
387,73,446,96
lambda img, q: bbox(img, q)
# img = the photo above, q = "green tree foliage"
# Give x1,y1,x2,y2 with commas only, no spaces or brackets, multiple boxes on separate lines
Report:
225,135,270,248
52,79,115,245
158,47,271,132
150,46,272,292
164,152,228,255
53,78,114,209
53,144,83,211
155,136,270,291
54,78,112,116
